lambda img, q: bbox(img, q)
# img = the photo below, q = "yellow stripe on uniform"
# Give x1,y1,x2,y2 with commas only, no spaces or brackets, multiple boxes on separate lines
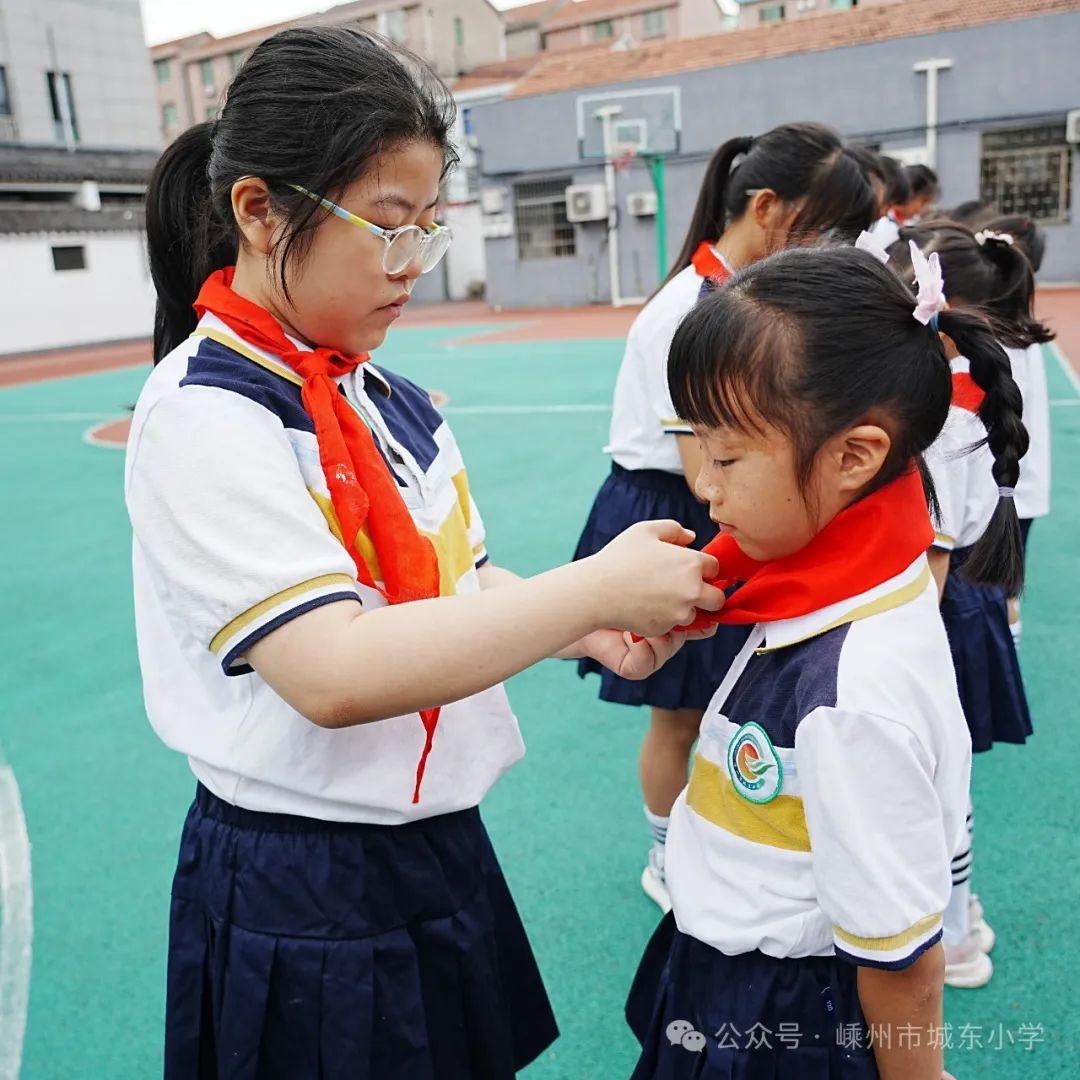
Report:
834,912,942,952
757,565,932,653
686,753,811,853
209,572,357,655
451,469,473,529
192,328,304,386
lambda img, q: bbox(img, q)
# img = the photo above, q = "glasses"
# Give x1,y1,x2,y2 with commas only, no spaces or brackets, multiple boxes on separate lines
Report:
289,184,453,276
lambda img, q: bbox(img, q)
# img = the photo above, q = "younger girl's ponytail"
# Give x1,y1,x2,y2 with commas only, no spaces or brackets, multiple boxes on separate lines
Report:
146,122,236,363
936,307,1029,596
663,135,754,286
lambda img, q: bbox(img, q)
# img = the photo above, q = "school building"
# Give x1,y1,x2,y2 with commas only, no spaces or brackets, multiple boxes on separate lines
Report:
469,0,1080,309
0,0,160,354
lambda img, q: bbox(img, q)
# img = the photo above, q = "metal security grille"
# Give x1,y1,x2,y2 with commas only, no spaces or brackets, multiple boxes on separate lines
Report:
513,178,576,261
980,123,1073,224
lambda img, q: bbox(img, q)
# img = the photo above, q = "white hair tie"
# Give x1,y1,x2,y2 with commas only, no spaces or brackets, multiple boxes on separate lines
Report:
855,230,890,264
909,240,947,327
975,230,1014,247
998,486,1016,499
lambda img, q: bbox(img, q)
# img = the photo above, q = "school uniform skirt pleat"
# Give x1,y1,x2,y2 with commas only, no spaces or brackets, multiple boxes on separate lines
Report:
164,785,558,1080
940,547,1032,752
626,914,878,1080
573,464,749,711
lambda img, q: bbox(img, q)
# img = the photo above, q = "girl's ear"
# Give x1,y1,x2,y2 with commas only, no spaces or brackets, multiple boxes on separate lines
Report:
231,177,277,256
748,188,781,230
830,423,892,495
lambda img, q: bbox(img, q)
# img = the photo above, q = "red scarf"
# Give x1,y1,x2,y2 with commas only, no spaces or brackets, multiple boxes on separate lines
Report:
675,468,933,632
691,242,733,285
951,371,985,413
194,268,441,803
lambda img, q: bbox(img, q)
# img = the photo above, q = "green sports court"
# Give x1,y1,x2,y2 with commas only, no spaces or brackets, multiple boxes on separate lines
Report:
1,300,1078,1078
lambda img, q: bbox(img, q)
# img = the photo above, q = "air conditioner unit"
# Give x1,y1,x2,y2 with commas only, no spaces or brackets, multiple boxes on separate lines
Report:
565,184,608,223
627,190,658,217
1067,109,1080,144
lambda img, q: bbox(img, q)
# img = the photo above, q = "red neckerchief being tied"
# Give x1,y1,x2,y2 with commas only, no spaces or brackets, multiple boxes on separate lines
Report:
193,267,441,803
691,241,733,286
951,371,985,414
674,467,933,633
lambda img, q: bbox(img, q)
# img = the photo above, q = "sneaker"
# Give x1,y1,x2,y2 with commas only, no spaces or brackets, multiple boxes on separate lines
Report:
640,848,672,914
944,930,993,988
970,893,996,954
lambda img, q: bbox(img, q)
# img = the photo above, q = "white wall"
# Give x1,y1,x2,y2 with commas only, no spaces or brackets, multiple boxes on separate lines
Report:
0,231,156,354
443,203,485,300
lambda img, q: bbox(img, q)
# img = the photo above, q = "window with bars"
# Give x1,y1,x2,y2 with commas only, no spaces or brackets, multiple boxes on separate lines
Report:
980,123,1073,224
513,179,576,261
759,4,785,22
591,20,615,40
154,58,171,83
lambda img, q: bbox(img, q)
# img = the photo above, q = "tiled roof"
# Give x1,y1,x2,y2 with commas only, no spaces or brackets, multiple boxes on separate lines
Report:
0,147,157,185
452,55,543,93
544,0,678,31
510,0,1080,98
504,0,564,28
0,204,145,236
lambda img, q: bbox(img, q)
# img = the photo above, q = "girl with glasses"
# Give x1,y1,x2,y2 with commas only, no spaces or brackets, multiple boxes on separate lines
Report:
132,26,722,1078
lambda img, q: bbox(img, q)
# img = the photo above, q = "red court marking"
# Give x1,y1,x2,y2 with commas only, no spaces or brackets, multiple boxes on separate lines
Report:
85,416,131,448
441,306,641,346
1036,287,1080,378
0,339,151,389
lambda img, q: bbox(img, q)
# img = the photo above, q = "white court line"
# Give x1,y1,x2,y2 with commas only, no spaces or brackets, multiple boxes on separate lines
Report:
1051,398,1080,407
1049,342,1080,398
442,404,610,416
0,747,32,1080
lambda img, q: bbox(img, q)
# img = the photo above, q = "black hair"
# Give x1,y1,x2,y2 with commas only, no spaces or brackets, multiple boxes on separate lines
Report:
146,27,458,363
905,164,940,201
890,221,1053,348
663,122,875,287
880,155,910,207
847,144,886,185
948,199,994,228
668,246,1028,594
984,213,1048,273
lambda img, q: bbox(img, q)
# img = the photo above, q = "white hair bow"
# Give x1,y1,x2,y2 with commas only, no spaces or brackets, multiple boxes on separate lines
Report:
854,229,890,264
909,240,947,326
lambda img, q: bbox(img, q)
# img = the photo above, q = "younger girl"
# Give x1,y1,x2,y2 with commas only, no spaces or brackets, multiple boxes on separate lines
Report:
574,123,875,910
129,28,723,1078
625,244,1026,1079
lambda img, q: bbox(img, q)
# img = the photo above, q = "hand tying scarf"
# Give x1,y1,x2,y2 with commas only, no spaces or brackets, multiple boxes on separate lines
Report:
674,468,933,632
194,268,441,803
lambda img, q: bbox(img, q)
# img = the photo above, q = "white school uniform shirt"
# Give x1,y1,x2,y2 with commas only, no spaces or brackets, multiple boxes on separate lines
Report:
125,313,525,824
605,256,727,473
1006,343,1051,519
665,557,971,969
869,213,901,249
925,358,999,552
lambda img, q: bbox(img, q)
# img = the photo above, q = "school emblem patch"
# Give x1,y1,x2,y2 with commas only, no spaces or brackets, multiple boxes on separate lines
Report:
727,722,783,804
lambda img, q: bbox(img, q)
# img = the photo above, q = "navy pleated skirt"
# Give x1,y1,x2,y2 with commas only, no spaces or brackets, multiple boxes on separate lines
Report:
941,546,1032,753
573,464,749,711
165,785,558,1080
627,914,878,1079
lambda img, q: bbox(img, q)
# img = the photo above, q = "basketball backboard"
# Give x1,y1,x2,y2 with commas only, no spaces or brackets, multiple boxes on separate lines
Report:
576,86,682,160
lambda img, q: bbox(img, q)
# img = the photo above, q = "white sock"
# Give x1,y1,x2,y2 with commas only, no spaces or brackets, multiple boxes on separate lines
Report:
644,806,669,855
944,802,974,946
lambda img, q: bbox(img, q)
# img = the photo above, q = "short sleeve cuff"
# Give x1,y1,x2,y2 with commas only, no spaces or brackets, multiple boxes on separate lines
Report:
661,418,694,436
833,913,943,970
932,531,956,552
210,573,361,675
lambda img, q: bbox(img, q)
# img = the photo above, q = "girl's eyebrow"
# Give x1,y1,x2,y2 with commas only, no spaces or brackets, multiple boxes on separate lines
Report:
374,193,440,213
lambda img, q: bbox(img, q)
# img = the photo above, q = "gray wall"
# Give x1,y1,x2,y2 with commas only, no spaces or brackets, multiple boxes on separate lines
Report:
473,10,1080,305
0,0,160,150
